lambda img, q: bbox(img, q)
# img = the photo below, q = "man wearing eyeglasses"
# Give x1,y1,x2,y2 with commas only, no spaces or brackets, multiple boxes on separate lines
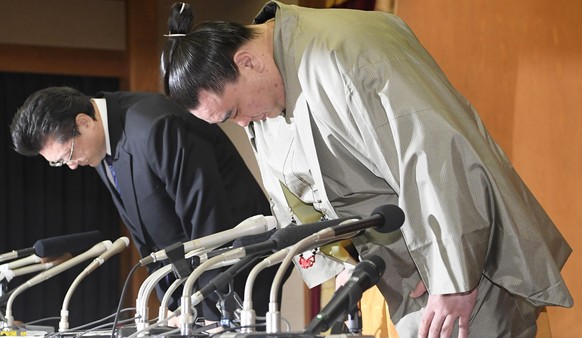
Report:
9,86,277,325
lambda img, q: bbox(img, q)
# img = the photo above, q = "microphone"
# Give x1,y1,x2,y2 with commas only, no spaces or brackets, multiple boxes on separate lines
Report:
263,204,403,252
0,248,35,264
33,230,104,257
303,255,387,334
59,237,129,331
266,204,405,333
187,253,264,312
0,255,42,280
321,204,405,238
239,248,291,332
232,228,277,248
3,240,112,327
139,214,277,266
0,230,103,263
1,255,71,282
78,236,130,275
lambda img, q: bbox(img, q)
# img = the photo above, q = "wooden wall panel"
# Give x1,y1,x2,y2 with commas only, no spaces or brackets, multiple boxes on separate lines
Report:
0,44,126,78
124,0,162,315
395,1,582,337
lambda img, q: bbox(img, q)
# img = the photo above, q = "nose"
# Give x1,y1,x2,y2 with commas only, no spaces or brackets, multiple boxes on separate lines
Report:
232,116,251,127
67,161,79,170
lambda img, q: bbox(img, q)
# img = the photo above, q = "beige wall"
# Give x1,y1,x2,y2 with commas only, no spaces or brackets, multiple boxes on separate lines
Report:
0,0,126,50
395,1,581,337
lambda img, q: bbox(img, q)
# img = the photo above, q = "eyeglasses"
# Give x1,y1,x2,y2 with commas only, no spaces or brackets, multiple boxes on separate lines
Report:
49,130,76,167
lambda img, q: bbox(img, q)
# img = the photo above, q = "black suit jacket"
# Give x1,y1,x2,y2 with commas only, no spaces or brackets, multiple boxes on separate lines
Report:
93,92,272,318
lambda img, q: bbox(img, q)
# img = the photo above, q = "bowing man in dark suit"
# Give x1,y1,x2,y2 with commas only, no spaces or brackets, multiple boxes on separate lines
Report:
10,86,276,324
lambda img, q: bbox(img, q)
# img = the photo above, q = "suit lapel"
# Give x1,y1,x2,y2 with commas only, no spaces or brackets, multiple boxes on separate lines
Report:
101,95,147,245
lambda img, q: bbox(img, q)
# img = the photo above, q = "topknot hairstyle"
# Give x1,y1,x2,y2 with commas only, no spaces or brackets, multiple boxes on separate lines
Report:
165,2,193,37
161,2,257,112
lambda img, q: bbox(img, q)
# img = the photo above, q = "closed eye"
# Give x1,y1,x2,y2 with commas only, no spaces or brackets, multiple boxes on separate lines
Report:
220,110,234,123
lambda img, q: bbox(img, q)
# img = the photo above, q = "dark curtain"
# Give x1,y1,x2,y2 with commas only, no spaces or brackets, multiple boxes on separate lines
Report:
0,72,121,328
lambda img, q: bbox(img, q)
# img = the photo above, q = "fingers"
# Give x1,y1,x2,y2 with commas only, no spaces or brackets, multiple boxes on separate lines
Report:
39,252,72,264
439,315,456,338
418,308,434,337
457,315,469,338
418,314,460,338
416,289,477,338
409,279,427,298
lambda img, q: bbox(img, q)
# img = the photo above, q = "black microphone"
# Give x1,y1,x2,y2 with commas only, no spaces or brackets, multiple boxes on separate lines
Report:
330,204,405,236
270,204,404,250
232,228,277,248
32,230,104,257
235,204,404,259
0,230,104,264
264,206,403,333
270,217,355,250
0,248,36,263
303,255,387,334
196,253,262,301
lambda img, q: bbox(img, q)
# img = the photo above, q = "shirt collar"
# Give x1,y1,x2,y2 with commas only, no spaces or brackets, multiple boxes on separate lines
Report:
91,98,112,156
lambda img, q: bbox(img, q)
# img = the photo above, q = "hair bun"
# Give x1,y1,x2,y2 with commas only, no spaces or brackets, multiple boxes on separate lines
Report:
167,2,194,36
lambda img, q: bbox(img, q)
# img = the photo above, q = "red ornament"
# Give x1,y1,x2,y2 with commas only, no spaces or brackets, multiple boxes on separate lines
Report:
299,253,316,269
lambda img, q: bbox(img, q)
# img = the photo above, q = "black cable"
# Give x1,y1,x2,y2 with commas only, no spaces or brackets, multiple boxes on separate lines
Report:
110,262,142,338
76,316,136,338
208,323,266,337
44,307,136,338
21,316,60,326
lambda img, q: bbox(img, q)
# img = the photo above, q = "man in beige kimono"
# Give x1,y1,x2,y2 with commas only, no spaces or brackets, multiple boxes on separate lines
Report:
160,1,573,337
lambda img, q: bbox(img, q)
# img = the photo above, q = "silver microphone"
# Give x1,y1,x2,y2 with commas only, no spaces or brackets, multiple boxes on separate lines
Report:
59,237,129,332
3,240,112,327
139,214,278,265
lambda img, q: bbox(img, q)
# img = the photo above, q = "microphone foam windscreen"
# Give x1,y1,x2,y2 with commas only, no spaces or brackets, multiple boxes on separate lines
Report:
232,228,277,248
371,204,405,233
364,254,387,286
33,230,104,257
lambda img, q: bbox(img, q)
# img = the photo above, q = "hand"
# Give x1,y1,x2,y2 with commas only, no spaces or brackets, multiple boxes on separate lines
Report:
409,280,478,338
167,310,179,327
39,252,72,264
335,267,352,289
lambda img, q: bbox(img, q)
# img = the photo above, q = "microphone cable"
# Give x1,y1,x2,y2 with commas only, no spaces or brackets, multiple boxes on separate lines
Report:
75,315,137,338
126,307,187,338
110,262,142,338
44,308,136,338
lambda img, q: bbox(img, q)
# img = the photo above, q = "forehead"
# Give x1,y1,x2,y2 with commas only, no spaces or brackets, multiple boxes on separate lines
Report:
190,86,237,124
188,90,220,124
38,136,68,159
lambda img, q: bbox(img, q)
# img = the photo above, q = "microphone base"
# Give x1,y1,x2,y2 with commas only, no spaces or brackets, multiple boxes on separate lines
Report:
0,324,54,337
210,334,373,338
51,326,176,338
117,325,180,338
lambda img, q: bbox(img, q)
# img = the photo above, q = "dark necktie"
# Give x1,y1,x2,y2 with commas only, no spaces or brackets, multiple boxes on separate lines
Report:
105,155,119,191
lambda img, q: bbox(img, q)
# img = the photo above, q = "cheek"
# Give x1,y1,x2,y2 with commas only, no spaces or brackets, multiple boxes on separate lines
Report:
245,97,263,113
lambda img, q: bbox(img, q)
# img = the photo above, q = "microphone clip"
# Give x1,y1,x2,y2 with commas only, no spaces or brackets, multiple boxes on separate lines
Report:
215,282,243,328
164,242,192,279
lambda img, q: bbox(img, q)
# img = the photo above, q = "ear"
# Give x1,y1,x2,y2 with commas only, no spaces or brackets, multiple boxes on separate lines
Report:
75,113,92,130
234,50,265,73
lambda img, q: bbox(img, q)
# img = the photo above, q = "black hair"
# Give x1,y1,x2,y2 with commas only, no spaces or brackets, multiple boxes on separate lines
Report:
10,86,94,156
161,2,258,111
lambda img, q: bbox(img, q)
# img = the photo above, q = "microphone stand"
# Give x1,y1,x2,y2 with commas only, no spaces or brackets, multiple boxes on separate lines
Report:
240,248,290,333
266,229,359,333
0,280,7,322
